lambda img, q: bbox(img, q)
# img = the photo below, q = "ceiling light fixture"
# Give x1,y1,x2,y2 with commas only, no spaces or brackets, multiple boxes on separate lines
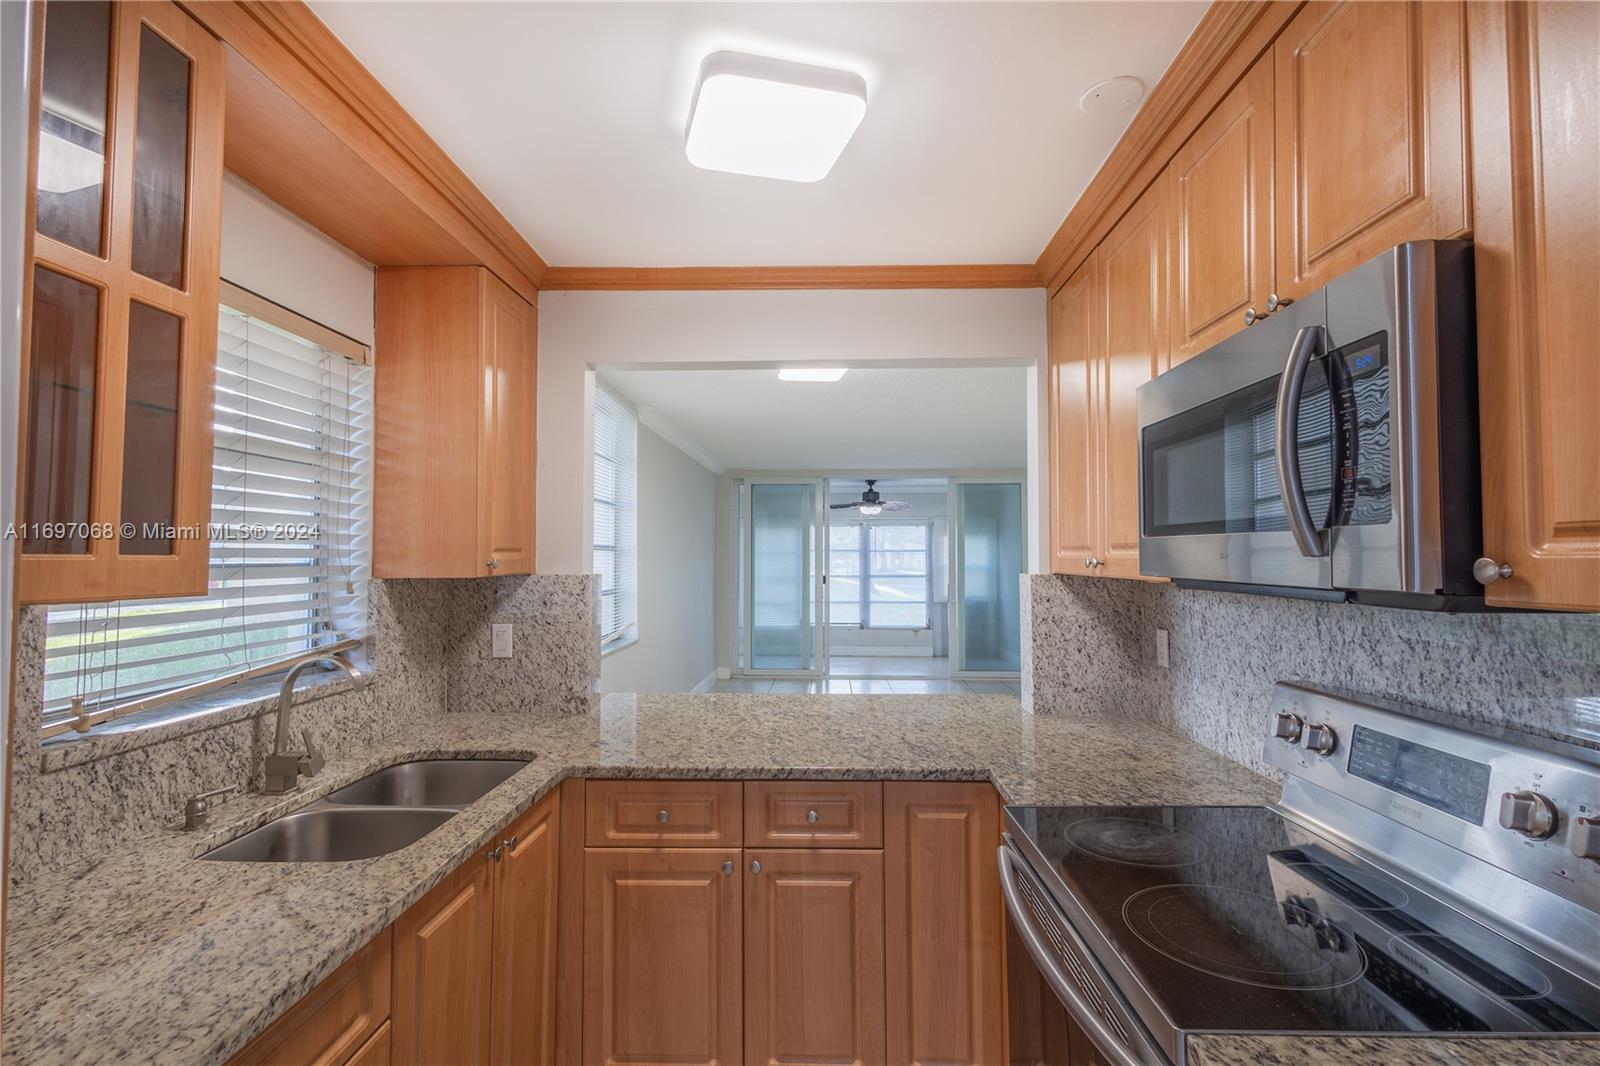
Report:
777,367,848,382
686,51,867,183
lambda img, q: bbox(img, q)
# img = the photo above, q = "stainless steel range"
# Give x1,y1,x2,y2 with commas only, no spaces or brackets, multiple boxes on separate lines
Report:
1000,683,1600,1065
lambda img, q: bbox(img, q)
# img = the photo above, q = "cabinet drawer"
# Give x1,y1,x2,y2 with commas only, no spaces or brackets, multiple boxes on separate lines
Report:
230,929,391,1066
745,781,883,848
585,780,742,846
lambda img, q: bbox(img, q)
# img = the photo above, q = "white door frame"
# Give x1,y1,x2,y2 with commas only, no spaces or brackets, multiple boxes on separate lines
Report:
948,477,1026,679
741,477,827,677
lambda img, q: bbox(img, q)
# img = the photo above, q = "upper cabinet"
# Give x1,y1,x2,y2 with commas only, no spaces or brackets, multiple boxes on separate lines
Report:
1467,0,1600,611
373,265,538,578
19,0,224,604
1273,0,1469,299
1167,51,1275,362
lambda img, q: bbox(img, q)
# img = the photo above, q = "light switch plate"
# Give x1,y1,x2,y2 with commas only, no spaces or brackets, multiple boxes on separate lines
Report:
1155,628,1170,669
492,623,513,659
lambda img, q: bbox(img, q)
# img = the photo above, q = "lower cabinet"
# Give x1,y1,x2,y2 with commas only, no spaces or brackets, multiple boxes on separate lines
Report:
231,929,392,1066
391,790,560,1066
745,848,886,1066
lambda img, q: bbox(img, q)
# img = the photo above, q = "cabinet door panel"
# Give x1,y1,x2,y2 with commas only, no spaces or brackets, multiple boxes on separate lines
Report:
1048,259,1098,576
1168,52,1274,362
479,271,536,575
392,853,494,1066
1274,0,1468,297
745,849,886,1066
885,782,1003,1066
745,780,882,849
34,0,112,255
1096,181,1168,580
1468,0,1600,610
584,848,742,1066
229,930,391,1066
492,792,560,1066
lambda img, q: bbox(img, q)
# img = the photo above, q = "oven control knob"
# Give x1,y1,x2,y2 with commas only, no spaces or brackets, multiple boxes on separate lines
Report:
1273,712,1305,743
1570,817,1600,860
1499,790,1559,839
1303,722,1338,757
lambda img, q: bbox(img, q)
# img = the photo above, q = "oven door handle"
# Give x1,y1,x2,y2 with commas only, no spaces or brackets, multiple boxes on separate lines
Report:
1275,324,1331,558
997,845,1149,1066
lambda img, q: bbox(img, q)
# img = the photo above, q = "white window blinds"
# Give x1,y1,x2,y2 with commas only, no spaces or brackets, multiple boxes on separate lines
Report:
41,299,374,734
593,385,638,647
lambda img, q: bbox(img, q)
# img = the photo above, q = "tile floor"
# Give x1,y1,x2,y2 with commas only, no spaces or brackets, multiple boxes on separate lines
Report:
707,654,1020,696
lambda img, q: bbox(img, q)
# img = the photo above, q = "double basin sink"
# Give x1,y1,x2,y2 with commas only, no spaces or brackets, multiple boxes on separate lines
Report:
202,759,530,863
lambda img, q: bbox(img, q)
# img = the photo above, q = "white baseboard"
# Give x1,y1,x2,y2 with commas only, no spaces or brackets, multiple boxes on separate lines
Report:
690,669,719,693
715,666,732,680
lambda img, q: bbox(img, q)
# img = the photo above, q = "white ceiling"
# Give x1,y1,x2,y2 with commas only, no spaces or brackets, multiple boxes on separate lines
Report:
309,2,1206,266
598,365,1028,470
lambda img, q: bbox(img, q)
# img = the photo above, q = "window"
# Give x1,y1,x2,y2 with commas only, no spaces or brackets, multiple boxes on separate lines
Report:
828,521,931,629
593,385,637,650
41,287,374,735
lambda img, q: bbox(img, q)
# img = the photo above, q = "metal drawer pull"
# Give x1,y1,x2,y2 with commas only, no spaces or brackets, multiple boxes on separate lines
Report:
749,859,762,875
657,809,670,824
806,809,820,824
998,845,1145,1066
722,860,735,875
1474,557,1513,585
502,835,517,851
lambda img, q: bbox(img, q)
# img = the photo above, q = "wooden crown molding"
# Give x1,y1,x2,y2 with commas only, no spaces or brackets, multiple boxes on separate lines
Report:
179,0,547,300
1034,0,1302,294
540,264,1042,291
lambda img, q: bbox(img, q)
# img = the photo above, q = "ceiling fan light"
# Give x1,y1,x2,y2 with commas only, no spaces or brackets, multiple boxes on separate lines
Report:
858,504,882,515
777,367,848,382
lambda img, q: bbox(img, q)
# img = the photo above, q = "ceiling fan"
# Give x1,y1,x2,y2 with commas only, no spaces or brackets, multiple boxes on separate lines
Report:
830,479,912,516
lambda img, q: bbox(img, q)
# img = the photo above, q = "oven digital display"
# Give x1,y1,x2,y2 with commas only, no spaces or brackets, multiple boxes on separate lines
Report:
1347,726,1491,824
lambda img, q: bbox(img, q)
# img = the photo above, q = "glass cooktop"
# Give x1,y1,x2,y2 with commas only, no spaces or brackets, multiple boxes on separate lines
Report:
1005,804,1600,1038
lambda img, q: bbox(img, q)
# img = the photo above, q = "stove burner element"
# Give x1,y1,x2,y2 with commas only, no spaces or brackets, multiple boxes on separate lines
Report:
1063,816,1209,868
1122,884,1369,990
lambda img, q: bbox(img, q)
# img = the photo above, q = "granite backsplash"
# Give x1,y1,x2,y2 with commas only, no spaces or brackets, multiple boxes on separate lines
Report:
6,573,598,884
1023,573,1600,777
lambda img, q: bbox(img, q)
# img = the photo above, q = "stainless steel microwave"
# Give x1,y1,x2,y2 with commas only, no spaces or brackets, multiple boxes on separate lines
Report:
1136,241,1482,607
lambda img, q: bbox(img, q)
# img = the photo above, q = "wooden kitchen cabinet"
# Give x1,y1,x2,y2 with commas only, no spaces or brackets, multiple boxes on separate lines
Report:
373,265,537,578
491,794,562,1066
585,779,743,847
1166,50,1275,362
744,848,886,1066
1048,179,1168,582
583,847,744,1066
1466,0,1600,611
19,0,224,604
884,782,1004,1066
391,845,496,1065
393,791,560,1066
230,930,391,1066
1273,0,1469,300
744,780,883,849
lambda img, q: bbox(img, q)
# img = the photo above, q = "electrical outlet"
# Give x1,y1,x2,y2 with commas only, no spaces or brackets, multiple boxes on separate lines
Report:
492,623,514,659
1156,627,1170,669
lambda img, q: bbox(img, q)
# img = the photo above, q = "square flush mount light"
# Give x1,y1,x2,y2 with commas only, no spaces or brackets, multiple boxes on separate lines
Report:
686,52,867,183
778,367,848,382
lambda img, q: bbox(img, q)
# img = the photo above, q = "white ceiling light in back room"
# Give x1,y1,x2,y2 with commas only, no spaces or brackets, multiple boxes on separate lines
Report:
778,367,848,382
685,51,867,183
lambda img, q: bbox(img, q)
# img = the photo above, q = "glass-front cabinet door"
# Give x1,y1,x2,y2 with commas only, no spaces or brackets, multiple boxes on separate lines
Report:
19,1,224,603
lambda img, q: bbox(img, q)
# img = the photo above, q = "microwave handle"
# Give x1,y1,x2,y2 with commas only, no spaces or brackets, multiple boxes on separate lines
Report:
1276,324,1331,558
997,845,1149,1066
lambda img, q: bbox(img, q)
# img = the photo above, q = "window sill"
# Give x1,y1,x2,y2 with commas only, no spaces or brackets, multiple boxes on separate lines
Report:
601,634,639,658
39,655,374,774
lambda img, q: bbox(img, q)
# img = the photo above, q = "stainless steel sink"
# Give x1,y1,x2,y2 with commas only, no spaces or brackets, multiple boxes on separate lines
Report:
201,806,455,862
325,759,529,808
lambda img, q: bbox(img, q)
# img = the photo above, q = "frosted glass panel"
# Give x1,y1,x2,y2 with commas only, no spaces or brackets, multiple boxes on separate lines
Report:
750,483,814,670
957,483,1022,672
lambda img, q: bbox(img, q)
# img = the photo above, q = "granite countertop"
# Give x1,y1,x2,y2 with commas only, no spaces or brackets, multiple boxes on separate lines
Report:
3,694,1592,1066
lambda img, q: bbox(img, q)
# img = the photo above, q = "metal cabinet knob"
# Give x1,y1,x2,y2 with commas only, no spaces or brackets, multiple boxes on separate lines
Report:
1244,307,1260,326
806,809,820,824
749,859,762,875
657,809,670,824
486,558,499,570
502,835,518,852
1474,557,1514,585
489,846,503,862
721,860,735,875
1266,293,1293,312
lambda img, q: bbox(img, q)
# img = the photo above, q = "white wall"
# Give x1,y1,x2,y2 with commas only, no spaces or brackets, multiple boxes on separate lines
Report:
599,424,718,693
220,174,375,345
538,288,1048,576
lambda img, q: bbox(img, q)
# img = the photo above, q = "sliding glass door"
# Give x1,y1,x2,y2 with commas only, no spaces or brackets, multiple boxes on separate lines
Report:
743,479,826,675
950,480,1023,675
